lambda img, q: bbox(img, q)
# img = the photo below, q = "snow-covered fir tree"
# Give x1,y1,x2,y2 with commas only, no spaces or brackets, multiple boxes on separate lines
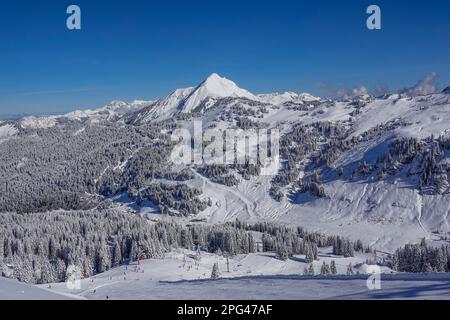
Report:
211,262,220,280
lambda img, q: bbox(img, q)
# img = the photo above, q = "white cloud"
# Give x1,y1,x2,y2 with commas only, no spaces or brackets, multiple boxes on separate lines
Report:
317,83,370,100
336,86,369,100
400,72,439,96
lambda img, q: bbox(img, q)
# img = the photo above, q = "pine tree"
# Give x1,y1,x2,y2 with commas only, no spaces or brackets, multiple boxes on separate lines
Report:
0,239,4,263
96,245,111,273
343,240,354,258
435,174,449,195
112,242,122,267
320,262,331,275
39,260,57,284
303,265,309,276
55,258,67,282
436,246,448,272
13,256,35,283
330,260,337,275
277,243,289,261
308,264,315,276
211,262,220,280
424,262,434,273
313,244,318,260
181,229,193,250
82,256,95,278
304,246,314,263
346,263,354,275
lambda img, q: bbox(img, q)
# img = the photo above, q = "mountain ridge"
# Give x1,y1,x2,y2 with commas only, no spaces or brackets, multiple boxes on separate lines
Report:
1,73,450,252
18,73,327,127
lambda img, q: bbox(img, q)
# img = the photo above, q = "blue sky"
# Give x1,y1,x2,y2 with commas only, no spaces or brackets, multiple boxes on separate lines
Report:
0,0,449,117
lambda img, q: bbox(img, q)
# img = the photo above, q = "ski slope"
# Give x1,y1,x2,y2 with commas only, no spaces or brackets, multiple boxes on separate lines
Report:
36,249,450,300
0,277,81,300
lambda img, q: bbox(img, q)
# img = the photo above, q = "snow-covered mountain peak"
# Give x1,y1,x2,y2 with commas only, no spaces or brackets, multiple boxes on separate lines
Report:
129,73,260,122
204,72,224,82
200,73,241,92
258,91,322,105
180,73,258,113
297,92,322,101
443,86,450,94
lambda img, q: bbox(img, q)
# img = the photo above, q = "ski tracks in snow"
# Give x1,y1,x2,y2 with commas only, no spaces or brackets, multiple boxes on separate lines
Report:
415,193,428,234
190,168,259,221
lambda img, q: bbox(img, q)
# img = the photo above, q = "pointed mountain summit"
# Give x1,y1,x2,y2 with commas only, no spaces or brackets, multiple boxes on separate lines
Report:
128,73,259,123
180,73,257,113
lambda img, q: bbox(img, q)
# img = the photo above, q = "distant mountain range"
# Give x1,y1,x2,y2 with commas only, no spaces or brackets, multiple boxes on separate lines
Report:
1,73,450,251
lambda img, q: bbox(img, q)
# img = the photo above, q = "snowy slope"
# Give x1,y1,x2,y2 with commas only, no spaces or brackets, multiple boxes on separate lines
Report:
20,115,59,129
182,163,446,251
0,123,18,138
20,100,154,128
350,93,450,139
0,277,80,300
112,274,450,300
64,100,153,122
41,249,450,300
160,84,449,251
127,87,195,122
258,91,322,106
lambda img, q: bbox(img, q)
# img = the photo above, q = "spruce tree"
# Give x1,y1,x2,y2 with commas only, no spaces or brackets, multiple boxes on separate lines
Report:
424,262,434,273
211,262,220,280
303,265,309,276
320,262,331,275
277,244,289,261
308,264,315,276
330,260,337,275
112,243,122,267
346,263,354,275
304,246,314,263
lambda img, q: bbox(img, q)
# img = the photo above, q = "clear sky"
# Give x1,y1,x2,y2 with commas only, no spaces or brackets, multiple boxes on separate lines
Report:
0,0,449,117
